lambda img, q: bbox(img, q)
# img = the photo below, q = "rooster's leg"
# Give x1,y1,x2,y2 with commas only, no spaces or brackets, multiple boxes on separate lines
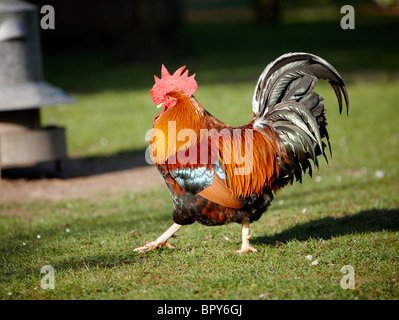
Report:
235,219,258,253
134,223,182,253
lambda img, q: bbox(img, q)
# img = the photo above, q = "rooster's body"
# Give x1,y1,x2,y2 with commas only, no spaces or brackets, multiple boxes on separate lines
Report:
135,53,348,253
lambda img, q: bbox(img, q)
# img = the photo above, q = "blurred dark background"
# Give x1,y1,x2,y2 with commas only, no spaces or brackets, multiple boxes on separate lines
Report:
30,0,398,64
23,0,398,97
30,0,184,61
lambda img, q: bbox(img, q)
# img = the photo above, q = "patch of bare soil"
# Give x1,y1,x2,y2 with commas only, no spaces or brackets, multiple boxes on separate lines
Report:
0,154,164,203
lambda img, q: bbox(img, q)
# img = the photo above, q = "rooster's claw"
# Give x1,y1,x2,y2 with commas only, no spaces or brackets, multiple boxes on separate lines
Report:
134,240,175,253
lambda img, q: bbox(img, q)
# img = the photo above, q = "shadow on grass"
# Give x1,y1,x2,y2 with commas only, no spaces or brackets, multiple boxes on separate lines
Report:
253,208,399,245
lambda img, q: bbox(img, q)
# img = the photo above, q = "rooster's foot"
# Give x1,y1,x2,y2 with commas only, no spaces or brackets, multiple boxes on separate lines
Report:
134,223,182,253
134,240,175,253
234,245,258,254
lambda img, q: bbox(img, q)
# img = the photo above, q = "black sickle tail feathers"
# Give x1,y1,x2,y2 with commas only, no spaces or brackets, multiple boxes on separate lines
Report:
251,52,349,186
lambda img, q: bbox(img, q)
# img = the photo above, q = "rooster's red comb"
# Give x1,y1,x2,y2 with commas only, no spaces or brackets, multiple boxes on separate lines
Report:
150,65,197,105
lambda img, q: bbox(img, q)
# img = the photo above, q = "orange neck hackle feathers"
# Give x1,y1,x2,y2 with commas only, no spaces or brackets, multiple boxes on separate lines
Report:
150,91,207,166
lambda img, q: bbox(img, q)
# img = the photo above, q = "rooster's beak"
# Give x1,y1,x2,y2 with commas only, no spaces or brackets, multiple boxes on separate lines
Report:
157,103,164,109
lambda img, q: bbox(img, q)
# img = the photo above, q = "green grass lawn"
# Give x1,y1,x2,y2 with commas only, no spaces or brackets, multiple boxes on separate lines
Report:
1,15,398,300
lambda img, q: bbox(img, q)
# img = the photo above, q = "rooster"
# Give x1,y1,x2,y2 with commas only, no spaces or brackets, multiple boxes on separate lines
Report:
135,53,349,253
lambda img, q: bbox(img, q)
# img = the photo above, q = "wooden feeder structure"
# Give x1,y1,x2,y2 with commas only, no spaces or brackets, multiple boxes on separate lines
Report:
0,0,74,177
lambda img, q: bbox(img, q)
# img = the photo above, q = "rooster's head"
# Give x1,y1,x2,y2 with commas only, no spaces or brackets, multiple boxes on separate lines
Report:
150,65,197,122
